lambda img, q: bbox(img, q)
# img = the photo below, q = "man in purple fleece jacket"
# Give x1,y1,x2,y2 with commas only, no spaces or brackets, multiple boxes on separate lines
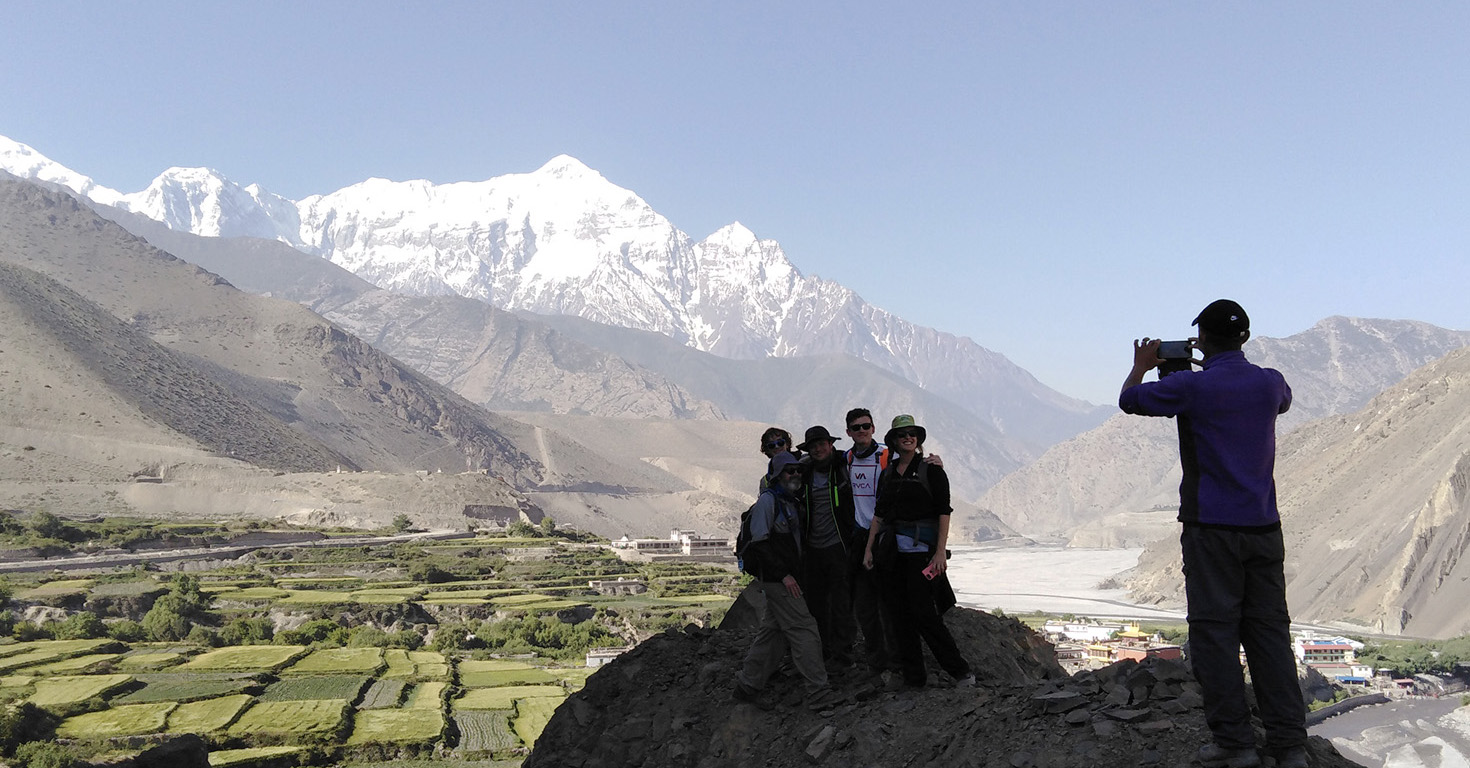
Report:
1120,299,1307,768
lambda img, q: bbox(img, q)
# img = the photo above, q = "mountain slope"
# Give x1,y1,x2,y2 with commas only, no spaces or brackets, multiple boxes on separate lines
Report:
0,135,1106,452
75,192,1036,501
85,204,727,421
0,175,688,493
977,319,1470,541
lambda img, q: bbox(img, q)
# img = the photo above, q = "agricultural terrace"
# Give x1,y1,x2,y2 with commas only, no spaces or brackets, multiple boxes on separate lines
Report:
0,522,737,764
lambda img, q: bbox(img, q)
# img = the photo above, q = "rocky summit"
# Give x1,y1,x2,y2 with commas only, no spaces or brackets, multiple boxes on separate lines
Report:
525,605,1358,768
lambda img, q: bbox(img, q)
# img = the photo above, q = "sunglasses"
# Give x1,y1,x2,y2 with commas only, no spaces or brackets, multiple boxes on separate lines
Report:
763,438,788,451
893,429,920,439
780,466,802,476
847,422,874,431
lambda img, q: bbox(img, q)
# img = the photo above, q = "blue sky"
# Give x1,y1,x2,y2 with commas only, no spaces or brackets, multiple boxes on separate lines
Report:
4,2,1467,403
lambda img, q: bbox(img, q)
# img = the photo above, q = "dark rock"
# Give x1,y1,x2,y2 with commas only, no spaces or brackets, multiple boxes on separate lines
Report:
1102,708,1153,723
805,725,835,763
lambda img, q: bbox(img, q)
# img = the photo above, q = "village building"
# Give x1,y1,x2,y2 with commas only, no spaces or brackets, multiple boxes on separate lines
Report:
609,529,733,562
585,646,633,668
589,577,647,595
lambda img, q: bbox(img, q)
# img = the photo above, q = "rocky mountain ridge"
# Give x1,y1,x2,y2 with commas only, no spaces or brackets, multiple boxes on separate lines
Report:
0,134,1106,454
977,319,1470,543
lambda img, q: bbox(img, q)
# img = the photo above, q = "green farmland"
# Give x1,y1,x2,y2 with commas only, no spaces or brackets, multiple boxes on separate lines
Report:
0,524,737,765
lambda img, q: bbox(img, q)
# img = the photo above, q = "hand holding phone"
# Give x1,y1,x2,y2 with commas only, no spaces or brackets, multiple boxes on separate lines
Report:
922,562,939,580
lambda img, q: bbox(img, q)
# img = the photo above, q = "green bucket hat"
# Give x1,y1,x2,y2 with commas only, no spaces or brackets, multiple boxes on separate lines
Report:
884,414,926,448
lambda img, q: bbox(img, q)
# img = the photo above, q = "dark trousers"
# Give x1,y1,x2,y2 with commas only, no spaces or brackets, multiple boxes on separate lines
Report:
848,527,895,670
1181,526,1307,752
878,550,970,686
803,542,855,662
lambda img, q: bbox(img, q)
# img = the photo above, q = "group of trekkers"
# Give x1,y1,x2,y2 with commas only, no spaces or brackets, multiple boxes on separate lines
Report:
729,299,1310,768
733,409,974,710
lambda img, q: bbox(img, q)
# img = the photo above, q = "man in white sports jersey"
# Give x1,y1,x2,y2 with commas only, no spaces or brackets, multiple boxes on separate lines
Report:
845,408,944,675
843,407,897,673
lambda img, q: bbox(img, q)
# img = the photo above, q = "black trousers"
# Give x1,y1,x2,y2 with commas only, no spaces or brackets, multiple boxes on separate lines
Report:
848,526,896,669
1181,525,1307,752
803,542,855,662
878,550,969,686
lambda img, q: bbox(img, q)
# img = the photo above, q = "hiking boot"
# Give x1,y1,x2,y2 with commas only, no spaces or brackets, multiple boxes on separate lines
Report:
1196,743,1261,768
1273,746,1308,768
806,687,846,711
731,681,761,704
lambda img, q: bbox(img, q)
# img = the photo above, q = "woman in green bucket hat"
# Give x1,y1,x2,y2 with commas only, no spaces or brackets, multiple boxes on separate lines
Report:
862,414,974,688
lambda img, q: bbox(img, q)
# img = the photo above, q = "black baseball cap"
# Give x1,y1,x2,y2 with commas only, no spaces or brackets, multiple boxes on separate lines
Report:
1192,299,1249,339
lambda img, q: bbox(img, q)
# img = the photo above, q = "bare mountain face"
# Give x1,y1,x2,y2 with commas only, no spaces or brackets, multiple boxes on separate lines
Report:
91,204,727,422
1125,346,1470,639
977,319,1470,543
75,191,1034,506
0,176,675,493
0,135,1107,455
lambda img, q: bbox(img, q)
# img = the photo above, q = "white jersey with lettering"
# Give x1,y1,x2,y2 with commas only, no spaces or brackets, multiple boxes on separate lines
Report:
846,444,890,530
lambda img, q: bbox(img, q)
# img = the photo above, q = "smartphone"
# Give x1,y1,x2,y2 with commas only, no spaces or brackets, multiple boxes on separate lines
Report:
1157,340,1193,360
922,563,939,580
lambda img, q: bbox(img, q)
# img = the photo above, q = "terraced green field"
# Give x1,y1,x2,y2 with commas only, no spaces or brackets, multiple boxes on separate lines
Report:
206,746,306,766
179,645,307,672
283,647,384,675
358,678,406,709
167,694,253,733
227,699,350,739
259,675,372,703
28,673,133,706
453,685,564,711
403,681,448,710
57,701,175,738
512,695,563,747
345,708,445,745
115,674,257,704
454,709,518,753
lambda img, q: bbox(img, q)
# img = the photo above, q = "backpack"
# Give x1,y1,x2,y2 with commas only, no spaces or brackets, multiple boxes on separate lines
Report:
734,487,778,576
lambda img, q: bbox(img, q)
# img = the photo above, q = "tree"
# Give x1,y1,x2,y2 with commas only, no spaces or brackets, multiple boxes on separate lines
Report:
51,612,106,640
392,514,413,533
141,574,215,641
506,521,536,538
539,516,557,536
220,617,274,646
0,702,60,759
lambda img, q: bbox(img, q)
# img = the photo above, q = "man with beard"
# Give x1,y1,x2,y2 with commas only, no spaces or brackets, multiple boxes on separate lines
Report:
795,425,857,669
733,451,844,710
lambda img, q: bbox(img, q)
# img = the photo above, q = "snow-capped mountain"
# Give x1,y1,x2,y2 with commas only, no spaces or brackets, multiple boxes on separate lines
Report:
0,134,1105,449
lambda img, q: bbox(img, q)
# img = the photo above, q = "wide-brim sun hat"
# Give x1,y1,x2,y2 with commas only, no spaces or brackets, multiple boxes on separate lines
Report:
796,425,842,452
884,414,926,448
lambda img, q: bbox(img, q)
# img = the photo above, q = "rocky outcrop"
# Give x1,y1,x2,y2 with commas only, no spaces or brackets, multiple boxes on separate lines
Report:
524,608,1356,768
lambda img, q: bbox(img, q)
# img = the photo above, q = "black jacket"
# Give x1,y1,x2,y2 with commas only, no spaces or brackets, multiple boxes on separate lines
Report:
799,459,856,549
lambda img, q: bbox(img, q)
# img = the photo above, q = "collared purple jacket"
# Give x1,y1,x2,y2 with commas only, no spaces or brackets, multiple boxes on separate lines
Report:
1120,350,1292,529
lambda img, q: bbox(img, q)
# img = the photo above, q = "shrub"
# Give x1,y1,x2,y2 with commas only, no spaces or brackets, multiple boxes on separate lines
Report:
106,620,146,643
51,612,107,641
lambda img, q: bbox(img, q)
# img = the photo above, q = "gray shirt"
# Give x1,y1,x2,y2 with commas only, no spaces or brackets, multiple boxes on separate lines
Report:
807,471,841,549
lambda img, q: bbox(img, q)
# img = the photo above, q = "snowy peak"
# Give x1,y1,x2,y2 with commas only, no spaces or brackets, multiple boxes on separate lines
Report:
0,135,123,205
532,154,602,181
115,166,301,243
703,222,760,252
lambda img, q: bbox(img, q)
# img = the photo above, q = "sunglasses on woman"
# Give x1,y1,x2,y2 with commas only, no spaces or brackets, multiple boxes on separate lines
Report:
763,438,788,451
